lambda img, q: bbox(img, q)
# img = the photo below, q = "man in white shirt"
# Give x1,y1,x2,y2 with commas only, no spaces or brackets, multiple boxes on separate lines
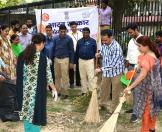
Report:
126,23,142,70
126,23,142,123
19,24,32,49
68,21,82,88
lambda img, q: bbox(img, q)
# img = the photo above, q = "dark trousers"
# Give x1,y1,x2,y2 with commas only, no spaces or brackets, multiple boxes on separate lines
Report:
69,62,81,86
69,69,74,85
76,62,81,86
50,60,55,83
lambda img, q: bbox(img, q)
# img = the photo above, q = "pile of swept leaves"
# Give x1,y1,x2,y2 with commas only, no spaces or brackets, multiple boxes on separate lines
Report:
71,91,92,113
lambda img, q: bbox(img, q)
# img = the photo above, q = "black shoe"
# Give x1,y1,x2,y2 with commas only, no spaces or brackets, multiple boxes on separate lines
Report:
58,93,61,97
149,129,155,132
81,93,86,96
125,109,133,113
76,84,81,87
70,84,74,88
130,114,138,123
99,106,109,112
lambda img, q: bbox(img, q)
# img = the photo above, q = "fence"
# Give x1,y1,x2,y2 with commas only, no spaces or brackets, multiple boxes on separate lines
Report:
0,0,161,54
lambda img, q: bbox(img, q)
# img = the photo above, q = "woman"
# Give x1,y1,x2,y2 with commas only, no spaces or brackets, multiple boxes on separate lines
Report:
124,36,162,132
0,25,16,80
10,34,23,57
16,33,57,132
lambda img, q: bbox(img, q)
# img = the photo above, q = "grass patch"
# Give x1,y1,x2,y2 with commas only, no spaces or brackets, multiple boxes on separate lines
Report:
72,91,92,113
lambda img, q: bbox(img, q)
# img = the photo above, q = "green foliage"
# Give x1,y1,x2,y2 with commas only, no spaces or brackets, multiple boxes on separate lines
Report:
0,0,20,8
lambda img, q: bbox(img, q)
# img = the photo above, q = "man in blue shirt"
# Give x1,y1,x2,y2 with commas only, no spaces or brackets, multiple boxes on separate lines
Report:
53,25,74,98
95,30,125,113
75,27,97,95
43,25,54,59
43,25,55,82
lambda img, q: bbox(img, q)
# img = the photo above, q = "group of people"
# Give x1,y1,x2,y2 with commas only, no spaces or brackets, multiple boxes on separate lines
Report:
0,1,162,132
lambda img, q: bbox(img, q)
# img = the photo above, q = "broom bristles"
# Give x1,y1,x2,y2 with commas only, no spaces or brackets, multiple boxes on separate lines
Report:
84,76,100,123
99,96,126,132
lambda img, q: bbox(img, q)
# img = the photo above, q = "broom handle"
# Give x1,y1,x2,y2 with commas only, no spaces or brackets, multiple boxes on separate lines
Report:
95,5,101,69
123,65,137,97
127,65,137,87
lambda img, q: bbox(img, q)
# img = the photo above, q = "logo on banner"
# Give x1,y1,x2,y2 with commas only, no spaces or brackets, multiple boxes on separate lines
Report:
42,13,49,22
82,12,90,19
64,11,69,20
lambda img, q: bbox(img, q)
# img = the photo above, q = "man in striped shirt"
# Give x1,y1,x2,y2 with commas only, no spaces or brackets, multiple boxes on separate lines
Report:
95,30,125,113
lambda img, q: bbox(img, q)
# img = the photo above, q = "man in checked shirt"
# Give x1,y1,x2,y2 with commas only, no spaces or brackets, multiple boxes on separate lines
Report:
95,29,125,113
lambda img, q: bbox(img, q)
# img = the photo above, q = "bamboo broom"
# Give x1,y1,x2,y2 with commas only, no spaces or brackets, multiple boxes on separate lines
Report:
99,67,136,132
84,12,101,123
84,75,100,123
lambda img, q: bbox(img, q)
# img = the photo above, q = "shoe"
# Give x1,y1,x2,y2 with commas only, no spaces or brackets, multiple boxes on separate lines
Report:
99,106,107,111
149,129,155,132
58,93,61,97
81,93,86,96
125,109,133,113
130,114,138,123
70,84,74,88
76,84,81,87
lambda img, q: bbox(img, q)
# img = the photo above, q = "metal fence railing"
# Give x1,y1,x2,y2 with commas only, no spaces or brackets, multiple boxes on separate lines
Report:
0,0,161,54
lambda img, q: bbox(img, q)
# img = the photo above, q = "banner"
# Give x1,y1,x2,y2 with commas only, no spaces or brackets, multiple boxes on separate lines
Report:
35,6,99,40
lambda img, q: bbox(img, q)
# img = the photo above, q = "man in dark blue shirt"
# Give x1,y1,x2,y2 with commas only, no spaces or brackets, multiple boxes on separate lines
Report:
53,25,74,97
42,25,56,98
43,25,54,59
76,27,96,95
42,25,55,83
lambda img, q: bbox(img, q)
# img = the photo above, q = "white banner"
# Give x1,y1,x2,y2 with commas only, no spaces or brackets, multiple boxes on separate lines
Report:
35,6,99,40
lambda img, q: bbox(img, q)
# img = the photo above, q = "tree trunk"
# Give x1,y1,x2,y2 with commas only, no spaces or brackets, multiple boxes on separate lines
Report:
112,0,128,34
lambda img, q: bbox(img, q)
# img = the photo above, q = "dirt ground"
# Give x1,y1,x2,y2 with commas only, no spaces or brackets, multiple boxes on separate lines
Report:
0,88,161,132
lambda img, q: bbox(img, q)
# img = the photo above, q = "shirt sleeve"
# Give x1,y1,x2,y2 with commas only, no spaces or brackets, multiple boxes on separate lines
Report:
138,55,155,72
46,58,53,84
93,40,97,55
106,7,112,16
52,38,56,59
126,41,130,61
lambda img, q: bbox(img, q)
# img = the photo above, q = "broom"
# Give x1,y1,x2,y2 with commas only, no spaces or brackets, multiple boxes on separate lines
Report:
84,16,101,123
99,67,136,132
84,75,100,123
84,46,101,123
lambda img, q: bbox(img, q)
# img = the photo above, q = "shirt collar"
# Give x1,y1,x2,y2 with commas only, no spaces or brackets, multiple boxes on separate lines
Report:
83,37,90,41
104,39,115,48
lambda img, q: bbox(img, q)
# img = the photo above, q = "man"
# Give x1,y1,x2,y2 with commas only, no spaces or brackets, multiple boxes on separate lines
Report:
75,27,96,95
95,30,125,113
26,19,37,35
126,23,142,122
43,25,55,81
99,0,112,31
19,24,32,49
126,23,142,70
43,25,54,59
155,31,162,56
9,20,20,37
68,21,83,88
155,31,162,81
52,25,74,98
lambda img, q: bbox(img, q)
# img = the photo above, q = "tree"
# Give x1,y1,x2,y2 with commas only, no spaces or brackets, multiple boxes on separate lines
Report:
0,0,20,8
109,0,148,33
